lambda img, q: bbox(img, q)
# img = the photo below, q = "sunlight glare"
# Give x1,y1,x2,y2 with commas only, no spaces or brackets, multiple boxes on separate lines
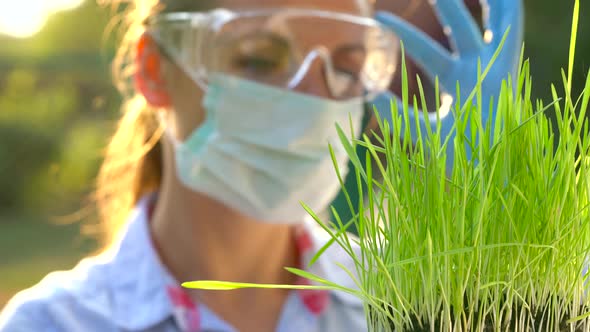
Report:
0,0,84,38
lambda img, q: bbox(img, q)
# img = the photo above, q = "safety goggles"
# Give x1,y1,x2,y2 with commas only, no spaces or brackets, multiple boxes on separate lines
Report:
147,8,399,100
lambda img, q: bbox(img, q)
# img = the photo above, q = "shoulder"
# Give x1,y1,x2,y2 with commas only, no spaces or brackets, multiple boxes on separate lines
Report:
0,196,176,332
0,254,117,332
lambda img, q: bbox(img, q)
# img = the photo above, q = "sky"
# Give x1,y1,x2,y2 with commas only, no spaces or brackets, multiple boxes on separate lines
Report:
0,0,84,38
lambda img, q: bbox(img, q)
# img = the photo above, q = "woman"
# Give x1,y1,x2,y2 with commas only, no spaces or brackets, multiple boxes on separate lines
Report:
0,0,399,331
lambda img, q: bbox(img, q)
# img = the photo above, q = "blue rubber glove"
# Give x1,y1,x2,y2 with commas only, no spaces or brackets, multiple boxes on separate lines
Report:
330,0,524,233
372,0,524,169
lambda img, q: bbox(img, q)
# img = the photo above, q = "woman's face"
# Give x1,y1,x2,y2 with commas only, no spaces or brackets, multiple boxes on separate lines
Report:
160,0,368,141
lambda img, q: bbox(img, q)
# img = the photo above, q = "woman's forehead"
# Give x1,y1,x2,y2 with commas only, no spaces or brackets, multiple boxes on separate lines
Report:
223,0,363,13
161,0,367,14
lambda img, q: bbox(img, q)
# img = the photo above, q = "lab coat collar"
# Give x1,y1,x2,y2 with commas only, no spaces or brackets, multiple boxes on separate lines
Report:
108,196,174,330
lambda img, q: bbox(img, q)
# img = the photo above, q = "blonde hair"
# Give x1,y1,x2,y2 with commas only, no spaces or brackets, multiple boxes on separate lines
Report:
95,0,163,248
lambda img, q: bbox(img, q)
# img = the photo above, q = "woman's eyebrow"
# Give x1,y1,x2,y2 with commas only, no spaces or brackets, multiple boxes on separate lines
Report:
160,0,218,12
222,31,292,49
332,43,366,54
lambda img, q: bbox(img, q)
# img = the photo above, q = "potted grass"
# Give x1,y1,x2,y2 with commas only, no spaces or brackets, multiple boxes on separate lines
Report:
184,2,590,330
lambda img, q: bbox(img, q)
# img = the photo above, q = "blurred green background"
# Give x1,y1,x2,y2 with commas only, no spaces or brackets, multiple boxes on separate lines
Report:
0,0,589,309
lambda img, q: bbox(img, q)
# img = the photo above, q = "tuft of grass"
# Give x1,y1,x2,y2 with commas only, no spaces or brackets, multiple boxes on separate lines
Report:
319,0,590,329
334,63,590,331
184,1,590,330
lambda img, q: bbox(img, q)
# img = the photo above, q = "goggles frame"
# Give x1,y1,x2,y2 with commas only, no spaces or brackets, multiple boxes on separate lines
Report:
146,8,399,100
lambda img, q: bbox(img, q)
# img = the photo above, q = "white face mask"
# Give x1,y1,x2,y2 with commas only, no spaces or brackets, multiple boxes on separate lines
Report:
168,73,364,224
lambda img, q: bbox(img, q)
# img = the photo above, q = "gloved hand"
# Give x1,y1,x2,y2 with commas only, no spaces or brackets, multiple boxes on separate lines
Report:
372,0,524,169
330,0,524,232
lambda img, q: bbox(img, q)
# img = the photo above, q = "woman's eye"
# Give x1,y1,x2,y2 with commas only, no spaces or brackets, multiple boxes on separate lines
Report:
224,32,291,76
234,56,284,74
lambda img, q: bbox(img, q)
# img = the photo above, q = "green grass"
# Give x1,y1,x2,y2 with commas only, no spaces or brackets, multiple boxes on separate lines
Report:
183,1,590,330
0,216,97,309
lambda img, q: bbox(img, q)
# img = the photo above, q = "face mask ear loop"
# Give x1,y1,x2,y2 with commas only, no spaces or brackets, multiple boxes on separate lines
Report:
286,46,343,98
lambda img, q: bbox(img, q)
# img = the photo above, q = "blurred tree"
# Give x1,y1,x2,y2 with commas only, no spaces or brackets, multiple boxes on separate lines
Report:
0,0,119,218
524,0,589,102
0,68,112,214
0,0,115,59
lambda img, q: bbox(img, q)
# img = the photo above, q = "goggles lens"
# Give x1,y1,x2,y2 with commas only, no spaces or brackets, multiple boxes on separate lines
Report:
149,9,399,99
